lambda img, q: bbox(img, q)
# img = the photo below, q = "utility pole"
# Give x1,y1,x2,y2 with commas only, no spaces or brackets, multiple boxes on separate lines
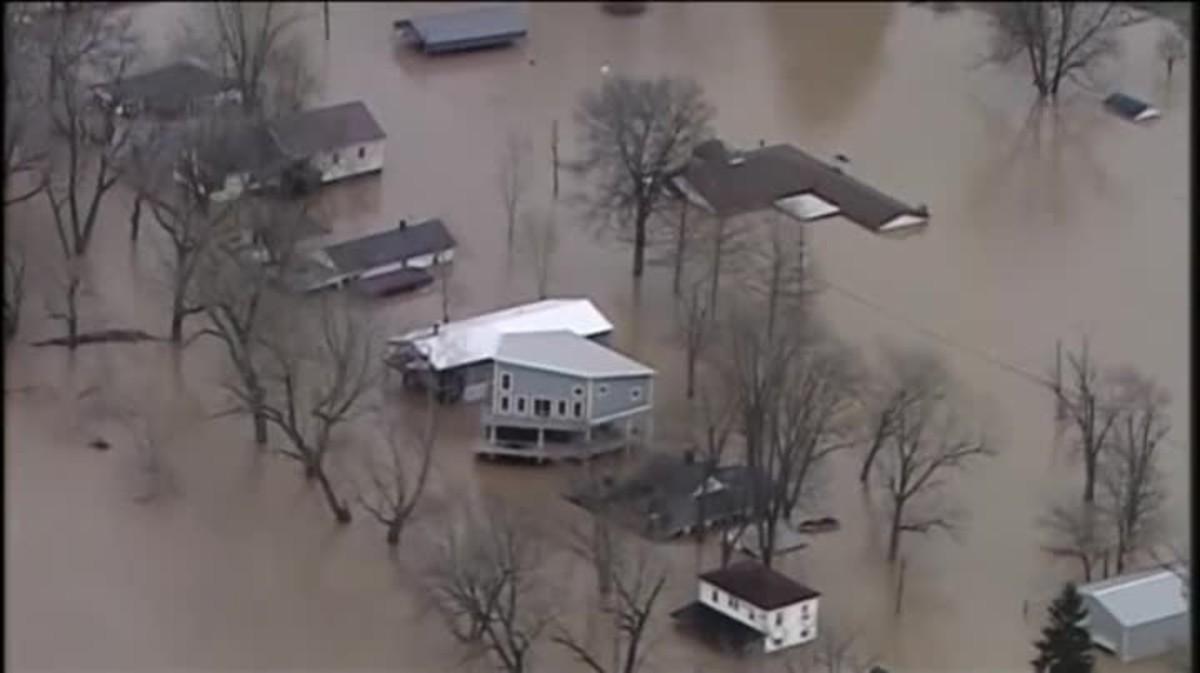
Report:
551,119,559,200
323,1,330,41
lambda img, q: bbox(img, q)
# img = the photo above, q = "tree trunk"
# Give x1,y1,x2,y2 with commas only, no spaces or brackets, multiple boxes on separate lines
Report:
386,519,401,546
632,205,648,277
673,201,687,295
887,503,903,562
130,194,142,241
708,219,724,313
253,410,268,445
1083,454,1096,503
313,464,351,524
685,347,696,399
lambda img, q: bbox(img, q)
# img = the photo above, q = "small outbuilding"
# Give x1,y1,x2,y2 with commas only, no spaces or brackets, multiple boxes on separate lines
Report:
267,101,386,185
93,61,241,120
672,560,820,655
1103,93,1161,123
304,218,456,293
394,5,528,54
1078,568,1190,663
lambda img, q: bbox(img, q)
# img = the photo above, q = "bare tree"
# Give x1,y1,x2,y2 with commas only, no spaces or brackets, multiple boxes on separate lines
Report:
784,624,876,673
744,222,812,341
552,544,667,673
1052,338,1120,503
182,2,314,118
3,251,24,345
1156,26,1187,77
689,384,737,548
859,345,949,484
520,204,559,300
1099,369,1169,574
723,310,859,568
424,502,553,673
499,130,532,250
675,276,714,399
40,4,140,257
1039,498,1114,582
4,3,49,207
354,389,438,547
244,296,376,523
44,256,84,349
571,75,714,277
984,3,1138,100
193,197,302,445
873,387,991,562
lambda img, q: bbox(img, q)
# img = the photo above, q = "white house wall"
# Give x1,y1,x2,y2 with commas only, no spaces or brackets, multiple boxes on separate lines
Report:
697,580,817,654
313,139,385,184
358,249,454,281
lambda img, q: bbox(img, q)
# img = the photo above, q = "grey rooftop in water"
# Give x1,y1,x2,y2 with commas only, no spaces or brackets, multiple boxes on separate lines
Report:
394,5,528,54
268,101,386,160
323,218,455,276
495,330,653,379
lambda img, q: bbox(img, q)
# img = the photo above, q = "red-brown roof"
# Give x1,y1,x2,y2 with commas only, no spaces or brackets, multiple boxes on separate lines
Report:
699,560,819,609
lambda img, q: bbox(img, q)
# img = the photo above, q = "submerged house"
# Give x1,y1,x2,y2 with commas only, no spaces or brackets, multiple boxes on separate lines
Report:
394,5,528,54
567,451,753,539
385,299,614,403
267,101,386,186
673,139,929,233
481,330,654,461
1078,568,1190,663
672,560,820,655
301,218,456,294
93,61,240,121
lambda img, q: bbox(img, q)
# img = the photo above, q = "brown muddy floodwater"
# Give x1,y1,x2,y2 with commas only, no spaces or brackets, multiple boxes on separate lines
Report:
6,3,1190,672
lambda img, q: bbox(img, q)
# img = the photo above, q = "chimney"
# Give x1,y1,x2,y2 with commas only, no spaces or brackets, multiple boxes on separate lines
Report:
399,218,407,230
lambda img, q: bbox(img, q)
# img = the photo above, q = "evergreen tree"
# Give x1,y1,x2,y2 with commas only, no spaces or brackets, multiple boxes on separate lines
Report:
1032,583,1095,673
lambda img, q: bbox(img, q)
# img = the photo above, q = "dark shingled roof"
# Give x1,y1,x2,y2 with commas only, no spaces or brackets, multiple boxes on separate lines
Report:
97,62,237,116
323,218,455,275
699,560,819,609
1103,93,1156,121
268,101,386,159
678,141,926,232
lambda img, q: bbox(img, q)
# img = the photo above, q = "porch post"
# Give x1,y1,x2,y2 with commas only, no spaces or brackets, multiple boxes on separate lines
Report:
537,427,545,449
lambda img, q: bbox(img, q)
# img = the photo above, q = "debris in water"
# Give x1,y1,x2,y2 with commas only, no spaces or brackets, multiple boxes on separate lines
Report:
88,438,111,451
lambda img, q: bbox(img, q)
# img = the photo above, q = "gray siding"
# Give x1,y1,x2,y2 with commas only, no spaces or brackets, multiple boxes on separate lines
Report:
590,375,652,420
492,362,590,423
1082,595,1125,655
1125,614,1190,662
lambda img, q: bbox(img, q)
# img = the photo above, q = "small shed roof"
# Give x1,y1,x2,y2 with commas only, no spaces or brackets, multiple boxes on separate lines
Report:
1104,93,1161,123
323,219,455,275
269,101,386,159
96,61,237,115
699,560,820,610
1079,568,1187,627
398,5,527,47
676,140,928,232
390,299,614,371
495,330,653,379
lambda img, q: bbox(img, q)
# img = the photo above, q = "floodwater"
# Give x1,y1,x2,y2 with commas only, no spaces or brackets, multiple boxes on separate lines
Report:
6,3,1190,672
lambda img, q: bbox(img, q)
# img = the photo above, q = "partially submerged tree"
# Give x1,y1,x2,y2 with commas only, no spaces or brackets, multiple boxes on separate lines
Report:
552,544,667,673
1052,338,1120,503
1156,26,1187,77
520,204,559,300
246,297,377,523
571,75,714,277
1099,369,1169,574
3,251,24,345
859,345,949,484
4,3,49,207
1031,583,1094,673
354,389,438,547
984,3,1139,100
1039,498,1114,582
499,130,532,250
43,255,85,349
872,379,990,562
744,222,811,341
675,276,715,400
40,4,140,257
424,502,553,673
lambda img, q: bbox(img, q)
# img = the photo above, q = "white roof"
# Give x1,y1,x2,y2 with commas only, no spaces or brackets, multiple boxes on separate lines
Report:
388,299,613,371
774,193,840,221
495,330,654,379
1079,568,1188,627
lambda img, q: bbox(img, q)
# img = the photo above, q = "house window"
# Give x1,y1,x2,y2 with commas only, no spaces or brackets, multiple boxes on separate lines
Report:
557,400,567,417
730,597,740,609
801,629,810,640
597,384,609,397
499,396,510,413
534,398,551,418
332,152,340,164
712,589,718,602
358,146,365,159
775,613,783,627
630,387,642,401
516,397,527,415
500,372,512,391
801,603,810,618
573,401,583,418
572,385,584,398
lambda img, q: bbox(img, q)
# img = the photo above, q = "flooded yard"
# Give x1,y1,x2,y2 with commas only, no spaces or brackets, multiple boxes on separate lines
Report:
5,2,1189,672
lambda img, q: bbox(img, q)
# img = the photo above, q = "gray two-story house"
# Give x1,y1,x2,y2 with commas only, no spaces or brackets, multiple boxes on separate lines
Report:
481,330,654,462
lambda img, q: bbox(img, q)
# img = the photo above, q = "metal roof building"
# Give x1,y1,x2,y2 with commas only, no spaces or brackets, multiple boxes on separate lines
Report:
394,5,528,55
1078,568,1190,663
495,331,652,379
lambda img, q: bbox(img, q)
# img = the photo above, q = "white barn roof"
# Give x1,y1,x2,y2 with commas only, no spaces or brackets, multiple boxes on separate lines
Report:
495,330,653,379
389,299,613,371
1079,568,1188,627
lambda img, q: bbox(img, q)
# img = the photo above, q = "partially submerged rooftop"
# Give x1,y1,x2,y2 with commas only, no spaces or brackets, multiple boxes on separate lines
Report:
268,101,386,159
390,299,614,371
699,560,820,610
322,218,455,276
96,61,237,116
394,5,528,54
495,331,653,379
675,139,928,232
1103,92,1161,123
